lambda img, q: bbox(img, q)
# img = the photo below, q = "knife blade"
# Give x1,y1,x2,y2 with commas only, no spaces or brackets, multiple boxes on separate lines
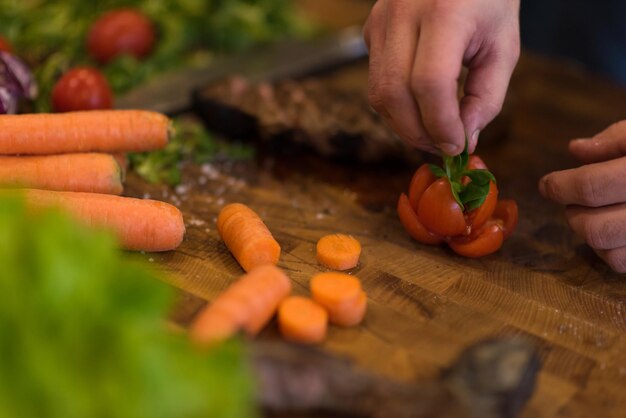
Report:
115,25,368,115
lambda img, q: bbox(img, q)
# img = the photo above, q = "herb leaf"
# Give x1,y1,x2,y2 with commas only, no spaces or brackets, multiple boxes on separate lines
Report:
428,164,447,178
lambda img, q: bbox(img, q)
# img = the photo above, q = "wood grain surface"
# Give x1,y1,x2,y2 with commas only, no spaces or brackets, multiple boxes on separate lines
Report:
124,53,626,417
121,1,626,415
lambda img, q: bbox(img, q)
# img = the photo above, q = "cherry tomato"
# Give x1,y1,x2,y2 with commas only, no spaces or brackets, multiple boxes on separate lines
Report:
493,199,518,240
448,222,504,258
397,193,444,245
0,36,12,53
87,8,155,64
468,155,488,170
465,180,498,232
51,67,113,112
408,164,437,211
417,178,467,237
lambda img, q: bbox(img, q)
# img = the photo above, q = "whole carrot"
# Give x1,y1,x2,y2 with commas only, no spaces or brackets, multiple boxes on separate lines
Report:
11,189,185,252
189,265,292,345
0,110,171,155
217,203,281,272
0,153,123,195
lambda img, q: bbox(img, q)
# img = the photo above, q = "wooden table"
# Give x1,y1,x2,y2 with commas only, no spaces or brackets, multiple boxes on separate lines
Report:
127,2,626,416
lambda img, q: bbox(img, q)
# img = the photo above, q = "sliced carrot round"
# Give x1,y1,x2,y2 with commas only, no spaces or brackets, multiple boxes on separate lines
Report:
278,296,328,344
316,234,361,270
310,272,362,310
326,291,367,327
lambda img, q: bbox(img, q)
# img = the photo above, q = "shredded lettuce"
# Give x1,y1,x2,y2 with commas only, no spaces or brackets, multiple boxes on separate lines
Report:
0,194,255,418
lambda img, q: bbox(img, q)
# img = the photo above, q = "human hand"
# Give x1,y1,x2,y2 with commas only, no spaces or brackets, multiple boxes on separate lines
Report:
539,121,626,273
363,0,520,155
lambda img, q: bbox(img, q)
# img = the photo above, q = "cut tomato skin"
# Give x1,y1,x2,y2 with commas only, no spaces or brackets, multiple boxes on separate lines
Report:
0,36,12,53
51,67,113,112
87,8,155,64
397,193,444,245
468,155,488,170
493,199,518,240
465,180,498,232
417,178,467,237
408,164,437,211
449,223,504,258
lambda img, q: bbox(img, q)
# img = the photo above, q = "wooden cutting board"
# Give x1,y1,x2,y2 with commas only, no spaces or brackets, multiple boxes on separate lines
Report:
125,55,626,418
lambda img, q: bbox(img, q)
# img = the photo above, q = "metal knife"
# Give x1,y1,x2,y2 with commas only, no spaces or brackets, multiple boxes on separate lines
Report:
116,25,368,115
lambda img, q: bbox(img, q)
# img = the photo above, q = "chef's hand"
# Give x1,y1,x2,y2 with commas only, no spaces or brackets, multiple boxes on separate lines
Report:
540,121,626,273
363,0,520,155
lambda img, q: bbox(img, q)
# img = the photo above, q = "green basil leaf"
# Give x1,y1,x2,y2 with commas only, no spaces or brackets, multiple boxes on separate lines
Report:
428,164,447,178
465,195,488,212
459,181,490,203
464,169,496,185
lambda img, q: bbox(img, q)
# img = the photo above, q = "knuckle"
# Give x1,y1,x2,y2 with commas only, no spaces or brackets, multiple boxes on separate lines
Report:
574,173,601,206
410,72,444,97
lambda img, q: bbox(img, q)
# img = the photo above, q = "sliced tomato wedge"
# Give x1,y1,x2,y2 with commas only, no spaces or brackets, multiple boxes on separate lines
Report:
408,164,437,211
493,199,518,240
417,178,467,237
448,222,504,258
465,180,498,232
397,193,444,245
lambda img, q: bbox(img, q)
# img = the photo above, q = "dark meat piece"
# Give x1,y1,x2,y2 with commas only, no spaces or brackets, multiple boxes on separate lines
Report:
194,76,422,163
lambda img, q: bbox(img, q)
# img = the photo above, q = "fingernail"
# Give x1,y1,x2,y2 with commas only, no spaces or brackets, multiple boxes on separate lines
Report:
440,142,461,155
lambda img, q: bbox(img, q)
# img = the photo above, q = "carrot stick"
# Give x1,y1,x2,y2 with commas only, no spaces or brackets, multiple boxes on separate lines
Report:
189,265,292,345
0,110,171,155
0,153,123,194
316,234,361,270
9,189,185,251
111,153,128,179
278,296,328,344
217,203,281,272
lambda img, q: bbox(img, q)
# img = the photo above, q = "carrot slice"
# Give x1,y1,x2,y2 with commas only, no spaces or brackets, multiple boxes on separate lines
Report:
397,193,444,245
316,234,361,270
0,153,123,194
326,291,367,327
278,296,328,344
0,110,171,154
217,203,281,272
190,265,292,345
310,272,362,310
12,189,185,252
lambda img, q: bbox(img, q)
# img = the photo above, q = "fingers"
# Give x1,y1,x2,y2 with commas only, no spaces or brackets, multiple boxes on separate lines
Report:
594,247,626,274
460,36,520,153
539,156,626,207
366,0,437,152
411,16,469,155
566,204,626,250
569,120,626,164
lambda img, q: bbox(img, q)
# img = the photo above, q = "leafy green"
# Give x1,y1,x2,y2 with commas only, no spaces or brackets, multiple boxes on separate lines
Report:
129,118,254,185
0,0,311,112
428,137,497,211
0,194,255,418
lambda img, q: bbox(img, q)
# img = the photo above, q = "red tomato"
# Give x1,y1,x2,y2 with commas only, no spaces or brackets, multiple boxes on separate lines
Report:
468,155,488,170
87,8,155,64
51,67,113,112
493,199,519,240
397,193,444,245
408,164,437,211
417,178,467,237
448,222,504,258
465,181,498,232
0,36,12,53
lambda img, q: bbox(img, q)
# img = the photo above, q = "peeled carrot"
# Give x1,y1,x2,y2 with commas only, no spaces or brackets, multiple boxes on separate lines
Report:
217,203,281,272
310,272,367,326
190,265,292,345
111,153,128,178
0,110,171,155
316,234,361,270
325,291,367,327
278,296,328,344
10,189,185,251
310,272,362,308
0,153,123,194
